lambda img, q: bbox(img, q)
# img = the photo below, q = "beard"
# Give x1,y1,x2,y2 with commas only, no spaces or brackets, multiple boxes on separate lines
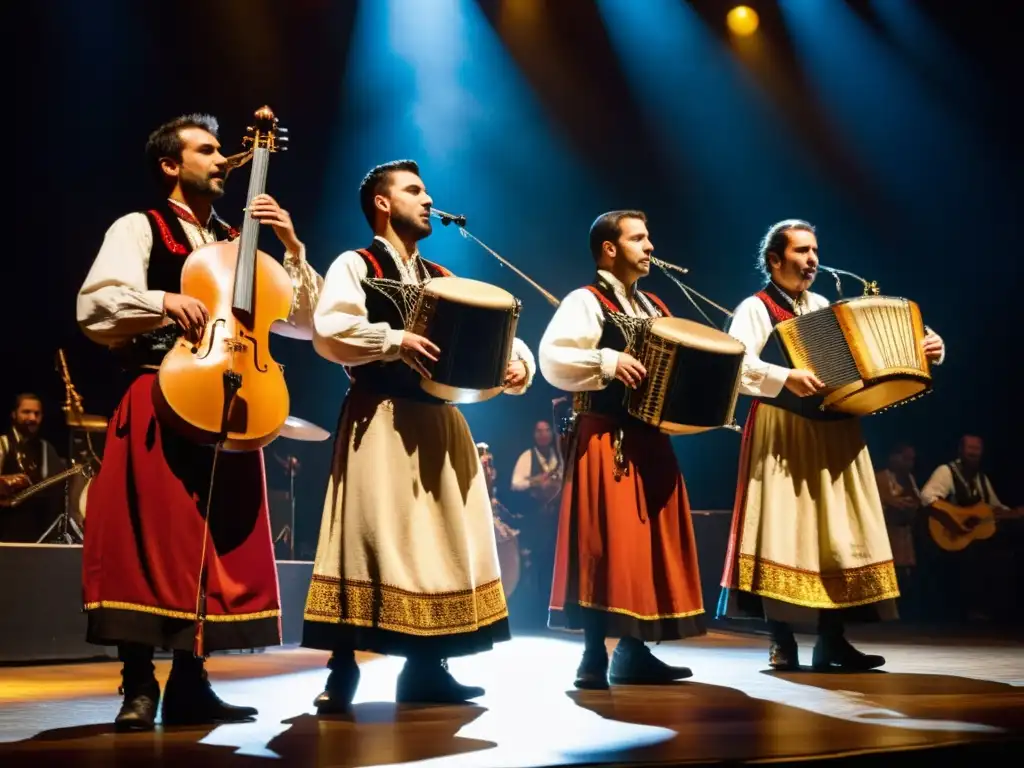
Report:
180,172,226,199
392,210,432,241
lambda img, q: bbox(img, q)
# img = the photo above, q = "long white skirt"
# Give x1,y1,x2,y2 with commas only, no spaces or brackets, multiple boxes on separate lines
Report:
302,389,509,657
722,402,899,614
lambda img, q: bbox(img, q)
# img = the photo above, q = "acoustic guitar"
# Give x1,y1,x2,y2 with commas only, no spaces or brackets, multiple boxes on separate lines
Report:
928,498,1024,551
0,462,95,508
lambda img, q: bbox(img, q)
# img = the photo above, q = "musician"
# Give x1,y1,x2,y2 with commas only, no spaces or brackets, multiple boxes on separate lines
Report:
538,210,703,690
302,160,536,711
919,435,1018,621
0,394,65,542
920,435,1007,511
509,419,563,627
76,113,321,731
718,219,945,671
875,443,923,616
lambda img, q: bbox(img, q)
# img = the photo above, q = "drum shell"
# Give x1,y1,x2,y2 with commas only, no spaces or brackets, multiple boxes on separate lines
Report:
629,321,744,435
410,281,521,404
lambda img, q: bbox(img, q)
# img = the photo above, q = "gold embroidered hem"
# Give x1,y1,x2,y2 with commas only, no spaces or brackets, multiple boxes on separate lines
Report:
304,575,508,637
84,601,280,622
736,555,899,609
573,600,706,621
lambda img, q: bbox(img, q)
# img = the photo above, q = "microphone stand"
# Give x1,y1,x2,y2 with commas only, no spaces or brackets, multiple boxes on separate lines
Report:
430,210,561,307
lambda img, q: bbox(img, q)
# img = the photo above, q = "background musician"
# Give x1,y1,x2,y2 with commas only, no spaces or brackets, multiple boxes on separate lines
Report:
920,434,1021,623
875,443,924,617
302,159,536,712
75,113,320,732
0,394,66,542
539,210,703,690
508,419,563,628
718,219,945,672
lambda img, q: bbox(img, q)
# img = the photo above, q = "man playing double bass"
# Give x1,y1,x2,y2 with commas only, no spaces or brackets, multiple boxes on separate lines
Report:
538,210,704,689
302,159,536,711
76,113,321,731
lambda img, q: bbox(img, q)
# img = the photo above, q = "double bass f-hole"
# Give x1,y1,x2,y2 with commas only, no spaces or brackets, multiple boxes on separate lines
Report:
192,320,267,374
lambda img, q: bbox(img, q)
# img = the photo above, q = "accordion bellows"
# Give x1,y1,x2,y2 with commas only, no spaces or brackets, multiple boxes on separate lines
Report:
775,296,932,415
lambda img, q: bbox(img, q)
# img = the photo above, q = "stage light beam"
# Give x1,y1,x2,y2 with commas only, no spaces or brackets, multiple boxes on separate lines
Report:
726,6,760,36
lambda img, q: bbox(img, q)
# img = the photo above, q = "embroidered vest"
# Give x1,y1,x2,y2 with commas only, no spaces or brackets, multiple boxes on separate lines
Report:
572,275,671,422
345,239,452,403
753,283,854,421
113,202,238,370
948,461,991,507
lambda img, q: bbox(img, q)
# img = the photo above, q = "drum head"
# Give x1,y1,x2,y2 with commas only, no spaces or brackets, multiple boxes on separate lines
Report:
423,277,518,309
649,317,746,355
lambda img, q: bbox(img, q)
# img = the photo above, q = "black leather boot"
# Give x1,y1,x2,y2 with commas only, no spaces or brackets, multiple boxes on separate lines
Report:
115,643,159,732
608,637,692,685
313,649,360,714
161,652,257,725
812,613,884,671
396,657,484,704
574,647,610,690
767,620,799,671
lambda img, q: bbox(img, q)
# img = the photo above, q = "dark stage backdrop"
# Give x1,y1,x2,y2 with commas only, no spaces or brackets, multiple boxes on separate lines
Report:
7,0,1021,557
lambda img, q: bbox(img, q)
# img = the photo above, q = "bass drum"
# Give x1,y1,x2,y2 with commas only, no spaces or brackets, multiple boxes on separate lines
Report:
67,473,91,532
493,518,521,598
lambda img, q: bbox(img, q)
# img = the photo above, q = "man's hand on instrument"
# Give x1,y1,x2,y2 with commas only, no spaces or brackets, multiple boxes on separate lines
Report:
922,332,944,362
615,353,647,389
400,332,440,379
504,360,528,388
249,194,303,255
0,473,31,495
785,368,825,397
163,293,209,344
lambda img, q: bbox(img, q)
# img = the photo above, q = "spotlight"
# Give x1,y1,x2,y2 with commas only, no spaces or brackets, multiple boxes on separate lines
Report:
726,5,759,36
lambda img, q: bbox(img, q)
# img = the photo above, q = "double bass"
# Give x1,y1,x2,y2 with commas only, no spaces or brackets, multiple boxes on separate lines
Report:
155,106,293,452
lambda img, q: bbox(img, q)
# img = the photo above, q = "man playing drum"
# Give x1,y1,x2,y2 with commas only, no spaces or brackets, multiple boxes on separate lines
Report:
302,160,536,710
538,210,705,690
717,219,945,671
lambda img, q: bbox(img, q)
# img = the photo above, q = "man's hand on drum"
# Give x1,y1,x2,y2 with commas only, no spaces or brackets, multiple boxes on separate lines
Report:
785,368,825,397
400,332,440,378
615,353,647,389
504,360,528,389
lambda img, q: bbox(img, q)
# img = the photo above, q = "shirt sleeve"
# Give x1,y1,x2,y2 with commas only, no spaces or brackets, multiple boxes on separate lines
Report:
274,245,325,340
76,213,171,346
726,297,790,399
503,337,537,396
510,450,532,492
539,289,620,392
920,465,954,506
312,250,406,366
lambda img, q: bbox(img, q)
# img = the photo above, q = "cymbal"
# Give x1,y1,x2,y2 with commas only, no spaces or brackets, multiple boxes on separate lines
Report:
67,413,108,431
279,415,330,442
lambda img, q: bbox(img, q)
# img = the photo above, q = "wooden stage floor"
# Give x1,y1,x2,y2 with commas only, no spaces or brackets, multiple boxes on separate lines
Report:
1,629,1021,766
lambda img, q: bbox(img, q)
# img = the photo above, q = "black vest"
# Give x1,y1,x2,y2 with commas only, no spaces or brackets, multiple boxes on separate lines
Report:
948,461,991,506
573,275,668,423
112,202,237,370
753,282,854,421
345,239,451,403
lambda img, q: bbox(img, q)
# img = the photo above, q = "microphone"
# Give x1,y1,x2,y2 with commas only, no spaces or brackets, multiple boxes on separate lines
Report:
552,396,569,405
430,208,467,227
650,256,689,275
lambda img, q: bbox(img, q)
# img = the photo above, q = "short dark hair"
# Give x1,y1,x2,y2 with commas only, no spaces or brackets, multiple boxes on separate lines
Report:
589,210,647,262
757,219,815,276
359,159,421,229
889,442,914,456
145,113,220,187
12,393,42,411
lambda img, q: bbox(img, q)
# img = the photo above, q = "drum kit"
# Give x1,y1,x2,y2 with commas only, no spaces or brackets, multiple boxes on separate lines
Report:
48,349,333,547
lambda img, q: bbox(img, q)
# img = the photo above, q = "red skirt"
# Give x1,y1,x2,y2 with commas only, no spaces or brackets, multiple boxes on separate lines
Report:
82,373,281,652
548,413,706,641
